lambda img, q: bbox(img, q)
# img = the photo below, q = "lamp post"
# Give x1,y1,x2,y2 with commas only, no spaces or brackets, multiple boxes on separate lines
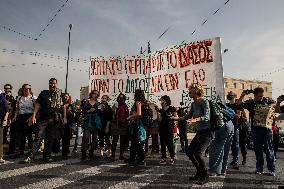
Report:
65,24,73,94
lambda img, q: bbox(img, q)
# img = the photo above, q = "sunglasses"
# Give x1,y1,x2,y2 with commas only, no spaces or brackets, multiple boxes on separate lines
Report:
4,88,11,90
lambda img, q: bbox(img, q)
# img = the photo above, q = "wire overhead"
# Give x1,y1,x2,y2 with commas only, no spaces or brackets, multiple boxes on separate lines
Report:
0,47,87,64
0,0,71,41
36,0,71,40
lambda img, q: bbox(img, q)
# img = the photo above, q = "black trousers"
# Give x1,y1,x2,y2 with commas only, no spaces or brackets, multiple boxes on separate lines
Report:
7,121,17,153
273,134,279,158
3,126,9,144
61,124,72,156
239,127,248,160
187,131,212,178
111,135,128,156
16,113,34,152
179,122,189,150
27,118,58,159
160,131,175,159
129,126,145,162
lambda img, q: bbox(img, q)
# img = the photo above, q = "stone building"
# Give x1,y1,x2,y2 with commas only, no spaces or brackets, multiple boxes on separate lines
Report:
80,86,89,101
224,76,272,100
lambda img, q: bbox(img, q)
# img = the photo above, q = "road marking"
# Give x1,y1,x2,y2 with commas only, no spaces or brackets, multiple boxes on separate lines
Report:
17,162,124,189
0,158,81,180
107,166,168,189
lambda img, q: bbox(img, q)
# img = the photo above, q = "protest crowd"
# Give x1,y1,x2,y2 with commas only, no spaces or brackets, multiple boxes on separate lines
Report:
0,78,284,185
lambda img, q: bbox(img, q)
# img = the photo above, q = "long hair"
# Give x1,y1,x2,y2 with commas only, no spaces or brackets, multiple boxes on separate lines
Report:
134,89,145,102
117,93,126,102
21,84,33,96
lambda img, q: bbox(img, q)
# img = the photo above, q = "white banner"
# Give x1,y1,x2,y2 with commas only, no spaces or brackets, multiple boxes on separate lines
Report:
89,37,225,107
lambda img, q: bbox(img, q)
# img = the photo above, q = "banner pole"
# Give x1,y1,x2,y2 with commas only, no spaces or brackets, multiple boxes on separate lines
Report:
146,41,151,101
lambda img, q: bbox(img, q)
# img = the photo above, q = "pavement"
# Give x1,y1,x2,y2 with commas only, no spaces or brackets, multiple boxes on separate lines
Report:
1,135,284,189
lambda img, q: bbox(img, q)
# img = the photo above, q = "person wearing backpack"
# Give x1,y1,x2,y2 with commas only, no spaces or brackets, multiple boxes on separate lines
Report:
208,116,235,177
181,83,212,185
111,93,129,161
156,95,178,165
126,89,147,166
237,87,276,176
0,90,9,163
13,84,37,156
225,91,240,170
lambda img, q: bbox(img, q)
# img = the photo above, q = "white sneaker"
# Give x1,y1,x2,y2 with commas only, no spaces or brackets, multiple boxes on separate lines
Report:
159,159,167,165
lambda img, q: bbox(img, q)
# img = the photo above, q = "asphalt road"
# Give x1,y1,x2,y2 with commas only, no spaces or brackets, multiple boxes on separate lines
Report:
1,141,284,189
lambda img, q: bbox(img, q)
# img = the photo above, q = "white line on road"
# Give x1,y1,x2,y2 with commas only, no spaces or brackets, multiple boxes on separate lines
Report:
16,162,125,189
107,166,169,189
0,158,81,180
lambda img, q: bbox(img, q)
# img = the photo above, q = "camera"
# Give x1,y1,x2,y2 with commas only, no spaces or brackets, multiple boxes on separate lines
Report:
227,95,235,100
243,89,254,95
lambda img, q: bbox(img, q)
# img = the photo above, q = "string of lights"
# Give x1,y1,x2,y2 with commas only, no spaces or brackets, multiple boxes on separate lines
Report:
141,0,231,54
186,0,230,43
36,0,71,39
0,47,88,64
0,0,71,41
253,67,284,80
0,24,37,40
0,61,88,73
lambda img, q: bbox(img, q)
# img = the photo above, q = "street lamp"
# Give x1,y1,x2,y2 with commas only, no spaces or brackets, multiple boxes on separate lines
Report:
65,24,73,93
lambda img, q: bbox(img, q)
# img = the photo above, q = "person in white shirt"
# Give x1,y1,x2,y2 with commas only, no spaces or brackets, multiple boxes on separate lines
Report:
13,84,37,155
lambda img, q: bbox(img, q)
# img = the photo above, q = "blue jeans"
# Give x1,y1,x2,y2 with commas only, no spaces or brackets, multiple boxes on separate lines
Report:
231,127,240,165
209,121,234,174
252,127,275,172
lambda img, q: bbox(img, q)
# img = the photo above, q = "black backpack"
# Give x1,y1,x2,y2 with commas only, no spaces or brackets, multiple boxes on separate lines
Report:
141,102,154,128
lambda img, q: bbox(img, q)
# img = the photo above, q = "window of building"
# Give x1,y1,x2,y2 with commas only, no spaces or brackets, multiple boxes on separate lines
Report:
250,84,253,90
234,83,237,88
225,82,228,88
265,87,268,92
241,83,245,89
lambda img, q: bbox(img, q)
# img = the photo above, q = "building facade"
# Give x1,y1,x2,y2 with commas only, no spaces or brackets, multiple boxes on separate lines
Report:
224,77,272,100
80,86,89,101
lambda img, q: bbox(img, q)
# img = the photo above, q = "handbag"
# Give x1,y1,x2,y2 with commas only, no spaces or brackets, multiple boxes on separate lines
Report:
137,120,147,143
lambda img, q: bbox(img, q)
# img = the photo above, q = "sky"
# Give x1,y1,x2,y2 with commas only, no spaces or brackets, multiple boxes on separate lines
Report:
0,0,284,99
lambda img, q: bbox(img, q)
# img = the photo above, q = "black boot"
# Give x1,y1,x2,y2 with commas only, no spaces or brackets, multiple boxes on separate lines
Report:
88,150,94,160
81,151,87,160
242,156,246,165
189,171,200,181
196,170,209,185
110,148,116,161
43,155,54,163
